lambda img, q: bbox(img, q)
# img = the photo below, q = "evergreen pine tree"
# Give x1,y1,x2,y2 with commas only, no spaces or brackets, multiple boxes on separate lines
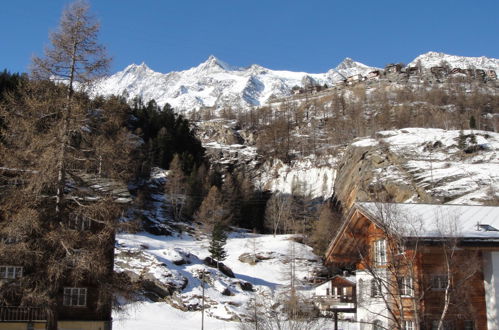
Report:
208,222,227,264
458,129,467,150
469,115,476,129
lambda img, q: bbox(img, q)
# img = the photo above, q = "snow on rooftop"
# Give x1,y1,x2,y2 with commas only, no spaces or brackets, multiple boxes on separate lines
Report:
356,202,499,239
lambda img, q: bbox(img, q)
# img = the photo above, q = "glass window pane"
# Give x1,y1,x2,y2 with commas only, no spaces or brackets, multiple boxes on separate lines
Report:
15,267,22,278
71,288,78,305
7,267,14,278
78,288,87,306
63,288,71,306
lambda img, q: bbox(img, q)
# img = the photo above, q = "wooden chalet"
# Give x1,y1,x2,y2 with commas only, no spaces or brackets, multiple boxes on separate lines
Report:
486,70,497,80
406,67,419,75
347,74,364,85
385,64,403,74
314,275,356,315
430,66,449,78
325,202,499,330
475,69,486,79
367,70,381,80
0,169,131,330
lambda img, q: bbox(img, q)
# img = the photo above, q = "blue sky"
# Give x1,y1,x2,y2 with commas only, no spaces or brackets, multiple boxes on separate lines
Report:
2,0,498,74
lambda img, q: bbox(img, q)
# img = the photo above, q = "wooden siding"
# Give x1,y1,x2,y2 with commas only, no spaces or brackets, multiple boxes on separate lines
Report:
325,205,499,329
418,247,488,330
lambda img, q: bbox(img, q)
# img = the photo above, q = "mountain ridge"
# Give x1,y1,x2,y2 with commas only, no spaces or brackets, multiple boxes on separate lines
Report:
93,52,499,112
93,55,376,112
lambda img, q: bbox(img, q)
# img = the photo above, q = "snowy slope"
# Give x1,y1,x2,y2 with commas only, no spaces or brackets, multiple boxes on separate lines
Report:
113,231,323,329
93,56,377,112
355,128,499,204
408,51,499,70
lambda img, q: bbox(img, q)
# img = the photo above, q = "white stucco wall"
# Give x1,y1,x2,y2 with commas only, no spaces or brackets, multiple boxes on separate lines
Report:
315,281,332,296
356,270,389,330
483,251,499,330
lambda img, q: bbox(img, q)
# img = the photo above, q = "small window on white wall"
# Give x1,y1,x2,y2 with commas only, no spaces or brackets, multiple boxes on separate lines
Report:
371,279,382,297
373,320,383,330
374,239,387,266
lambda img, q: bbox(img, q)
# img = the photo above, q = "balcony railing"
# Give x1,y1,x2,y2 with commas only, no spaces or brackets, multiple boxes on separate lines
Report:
0,307,46,322
316,295,357,311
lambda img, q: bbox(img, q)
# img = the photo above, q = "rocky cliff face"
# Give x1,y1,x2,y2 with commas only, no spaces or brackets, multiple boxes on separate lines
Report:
195,121,499,210
333,128,499,210
333,134,433,210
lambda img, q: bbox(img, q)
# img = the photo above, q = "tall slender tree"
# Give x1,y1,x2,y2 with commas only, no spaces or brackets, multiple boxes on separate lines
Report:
165,154,188,221
0,2,130,329
31,0,110,97
32,0,111,214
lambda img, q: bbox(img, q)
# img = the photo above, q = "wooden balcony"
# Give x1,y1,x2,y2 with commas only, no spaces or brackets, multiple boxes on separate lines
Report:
0,307,46,322
315,295,356,312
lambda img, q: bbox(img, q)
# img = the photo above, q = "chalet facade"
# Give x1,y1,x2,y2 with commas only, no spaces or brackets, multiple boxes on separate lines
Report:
325,202,499,330
486,70,497,80
0,169,130,330
314,275,356,316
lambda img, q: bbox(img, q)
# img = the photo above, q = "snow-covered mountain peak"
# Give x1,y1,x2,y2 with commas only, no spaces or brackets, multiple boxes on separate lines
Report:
336,57,355,70
409,51,499,70
194,55,236,73
123,62,154,74
324,57,377,81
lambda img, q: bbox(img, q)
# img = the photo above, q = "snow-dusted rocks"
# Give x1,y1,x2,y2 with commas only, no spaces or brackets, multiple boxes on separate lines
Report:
334,128,499,209
259,156,338,199
113,231,323,327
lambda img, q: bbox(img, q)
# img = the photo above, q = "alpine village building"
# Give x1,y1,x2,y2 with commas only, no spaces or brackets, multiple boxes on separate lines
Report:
324,202,499,330
0,169,131,330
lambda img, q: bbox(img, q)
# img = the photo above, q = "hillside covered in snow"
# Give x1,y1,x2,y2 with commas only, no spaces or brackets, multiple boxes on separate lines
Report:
111,127,499,328
113,230,325,329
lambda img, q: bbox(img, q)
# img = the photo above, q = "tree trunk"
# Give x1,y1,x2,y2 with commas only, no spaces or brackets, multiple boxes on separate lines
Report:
55,38,77,214
46,304,59,330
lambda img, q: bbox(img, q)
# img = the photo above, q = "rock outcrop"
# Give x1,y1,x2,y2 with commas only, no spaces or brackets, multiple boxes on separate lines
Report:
333,136,434,210
333,129,499,210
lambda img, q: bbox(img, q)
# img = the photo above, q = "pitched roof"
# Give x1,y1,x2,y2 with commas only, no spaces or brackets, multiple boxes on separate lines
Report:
356,202,499,241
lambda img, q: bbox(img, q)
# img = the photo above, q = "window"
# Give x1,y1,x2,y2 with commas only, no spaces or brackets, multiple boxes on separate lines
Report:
0,236,18,244
358,279,365,299
374,239,387,266
63,287,87,307
373,320,383,330
398,276,414,297
371,279,382,297
463,320,474,330
403,320,414,330
69,214,92,231
431,275,448,290
431,320,454,330
0,266,23,279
